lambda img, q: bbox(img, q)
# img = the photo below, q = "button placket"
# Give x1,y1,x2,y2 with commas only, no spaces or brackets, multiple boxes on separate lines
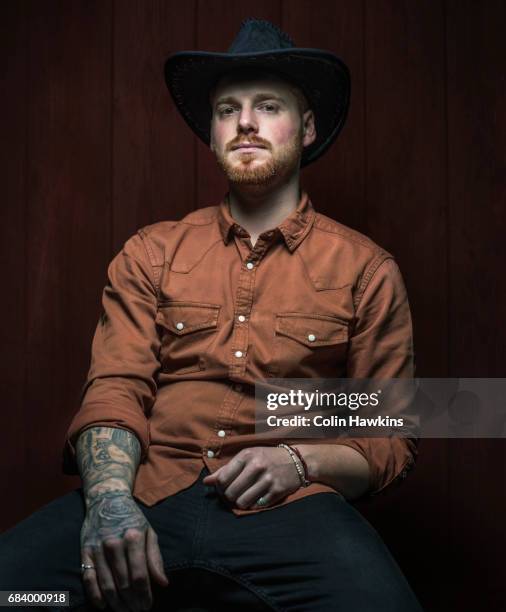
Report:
204,385,243,457
229,240,268,377
229,258,257,377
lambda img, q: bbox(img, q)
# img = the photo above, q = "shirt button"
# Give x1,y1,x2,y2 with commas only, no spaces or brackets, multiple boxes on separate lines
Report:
238,315,246,323
217,430,226,438
234,350,243,358
176,322,185,330
234,383,243,392
307,333,316,342
246,262,254,270
207,450,215,458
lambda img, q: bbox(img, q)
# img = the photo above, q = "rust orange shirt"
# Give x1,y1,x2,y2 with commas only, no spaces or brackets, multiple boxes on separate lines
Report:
62,189,418,515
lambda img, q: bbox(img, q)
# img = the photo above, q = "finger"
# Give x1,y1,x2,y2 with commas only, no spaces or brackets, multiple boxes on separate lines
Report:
146,526,170,587
103,536,140,612
221,464,261,504
235,477,272,510
94,544,131,612
81,550,106,610
214,454,248,491
202,467,222,484
255,480,294,509
124,529,153,610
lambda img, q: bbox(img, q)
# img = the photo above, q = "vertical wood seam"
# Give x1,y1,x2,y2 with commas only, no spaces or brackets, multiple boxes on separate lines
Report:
362,0,368,237
110,0,115,258
194,0,199,211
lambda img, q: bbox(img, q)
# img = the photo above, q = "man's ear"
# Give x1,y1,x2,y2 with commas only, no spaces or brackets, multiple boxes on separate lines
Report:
302,109,316,147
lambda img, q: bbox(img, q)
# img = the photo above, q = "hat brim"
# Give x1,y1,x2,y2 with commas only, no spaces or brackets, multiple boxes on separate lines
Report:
164,48,350,168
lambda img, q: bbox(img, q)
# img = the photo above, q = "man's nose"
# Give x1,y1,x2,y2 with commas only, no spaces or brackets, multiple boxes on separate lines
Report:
237,107,258,133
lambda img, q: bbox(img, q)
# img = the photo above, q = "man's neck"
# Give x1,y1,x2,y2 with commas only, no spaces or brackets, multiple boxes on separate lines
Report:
227,177,301,246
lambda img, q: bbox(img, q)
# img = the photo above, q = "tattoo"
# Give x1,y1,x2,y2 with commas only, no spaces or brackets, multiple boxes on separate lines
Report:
81,492,148,546
76,427,141,507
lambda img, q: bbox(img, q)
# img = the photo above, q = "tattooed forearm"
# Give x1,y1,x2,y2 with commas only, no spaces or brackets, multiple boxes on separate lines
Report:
76,426,141,508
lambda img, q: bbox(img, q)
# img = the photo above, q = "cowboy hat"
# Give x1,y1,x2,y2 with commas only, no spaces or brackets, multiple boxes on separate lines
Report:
164,17,351,168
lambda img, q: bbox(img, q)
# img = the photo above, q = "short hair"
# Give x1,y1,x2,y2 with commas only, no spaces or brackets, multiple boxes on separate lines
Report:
209,66,310,117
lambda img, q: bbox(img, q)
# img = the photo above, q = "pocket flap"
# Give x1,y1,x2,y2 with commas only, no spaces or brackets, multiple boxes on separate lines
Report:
276,312,348,347
156,301,220,335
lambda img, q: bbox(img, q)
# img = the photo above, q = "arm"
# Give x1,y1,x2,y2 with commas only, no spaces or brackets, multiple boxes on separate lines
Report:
62,230,168,609
77,425,169,611
292,444,370,500
62,230,162,475
295,256,418,500
77,426,141,507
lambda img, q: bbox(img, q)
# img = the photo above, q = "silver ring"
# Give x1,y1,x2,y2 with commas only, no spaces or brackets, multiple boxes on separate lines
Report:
81,563,96,572
256,496,268,506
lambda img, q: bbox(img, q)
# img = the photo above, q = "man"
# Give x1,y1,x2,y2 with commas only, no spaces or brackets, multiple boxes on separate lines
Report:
0,18,423,612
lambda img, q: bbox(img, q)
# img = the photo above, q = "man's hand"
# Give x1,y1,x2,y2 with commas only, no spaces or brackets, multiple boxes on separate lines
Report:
202,446,302,509
80,491,169,612
76,427,170,611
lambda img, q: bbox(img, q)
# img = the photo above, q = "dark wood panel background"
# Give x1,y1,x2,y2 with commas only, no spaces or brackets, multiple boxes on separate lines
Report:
1,1,504,609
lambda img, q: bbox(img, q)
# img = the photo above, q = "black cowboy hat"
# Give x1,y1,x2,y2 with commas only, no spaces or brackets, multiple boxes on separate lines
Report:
164,17,351,168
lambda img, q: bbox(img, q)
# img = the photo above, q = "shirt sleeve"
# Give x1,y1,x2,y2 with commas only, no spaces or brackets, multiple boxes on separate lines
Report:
61,231,161,475
334,255,418,496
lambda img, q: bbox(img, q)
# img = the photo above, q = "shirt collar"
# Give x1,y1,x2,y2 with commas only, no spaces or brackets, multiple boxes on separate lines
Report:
217,189,316,252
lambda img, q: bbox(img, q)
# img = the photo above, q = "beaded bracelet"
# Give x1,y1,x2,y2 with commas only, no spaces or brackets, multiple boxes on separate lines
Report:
277,443,311,487
290,445,309,480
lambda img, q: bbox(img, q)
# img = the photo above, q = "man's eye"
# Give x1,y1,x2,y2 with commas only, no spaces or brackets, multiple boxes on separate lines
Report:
261,104,278,112
219,107,234,116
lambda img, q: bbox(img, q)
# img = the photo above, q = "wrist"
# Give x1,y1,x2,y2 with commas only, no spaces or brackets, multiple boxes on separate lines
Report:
277,443,310,487
291,445,318,482
85,478,132,505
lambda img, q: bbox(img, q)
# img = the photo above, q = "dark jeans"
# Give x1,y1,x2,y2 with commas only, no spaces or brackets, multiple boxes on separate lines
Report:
0,466,423,611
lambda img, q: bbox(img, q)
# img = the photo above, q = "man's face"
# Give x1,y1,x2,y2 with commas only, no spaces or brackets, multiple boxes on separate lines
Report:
209,71,316,185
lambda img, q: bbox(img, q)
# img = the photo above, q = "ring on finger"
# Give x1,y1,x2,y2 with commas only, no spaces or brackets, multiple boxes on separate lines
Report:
256,495,269,506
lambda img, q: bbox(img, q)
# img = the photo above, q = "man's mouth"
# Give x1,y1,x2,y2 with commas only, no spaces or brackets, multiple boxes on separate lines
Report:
231,143,267,151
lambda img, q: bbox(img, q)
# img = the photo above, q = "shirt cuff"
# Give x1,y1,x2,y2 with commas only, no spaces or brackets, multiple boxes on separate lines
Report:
334,437,418,496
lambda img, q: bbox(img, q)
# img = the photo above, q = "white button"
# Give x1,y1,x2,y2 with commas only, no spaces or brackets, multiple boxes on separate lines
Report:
207,450,215,458
234,383,243,392
246,262,254,270
234,350,243,358
217,430,226,438
308,334,316,342
238,315,246,322
176,322,185,330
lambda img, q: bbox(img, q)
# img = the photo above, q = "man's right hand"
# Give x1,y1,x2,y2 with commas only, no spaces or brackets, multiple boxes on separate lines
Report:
80,491,169,612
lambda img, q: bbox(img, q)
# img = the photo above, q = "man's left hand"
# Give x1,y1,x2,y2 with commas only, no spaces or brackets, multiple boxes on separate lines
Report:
202,446,303,509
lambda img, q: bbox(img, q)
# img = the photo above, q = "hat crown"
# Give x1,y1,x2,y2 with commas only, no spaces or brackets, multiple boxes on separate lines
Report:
227,18,295,54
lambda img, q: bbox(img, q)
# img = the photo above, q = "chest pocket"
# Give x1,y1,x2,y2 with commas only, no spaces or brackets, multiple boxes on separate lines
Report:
274,312,349,377
156,301,220,374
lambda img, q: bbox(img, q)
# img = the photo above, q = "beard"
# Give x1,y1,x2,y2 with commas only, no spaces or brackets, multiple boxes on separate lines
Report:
213,127,304,185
